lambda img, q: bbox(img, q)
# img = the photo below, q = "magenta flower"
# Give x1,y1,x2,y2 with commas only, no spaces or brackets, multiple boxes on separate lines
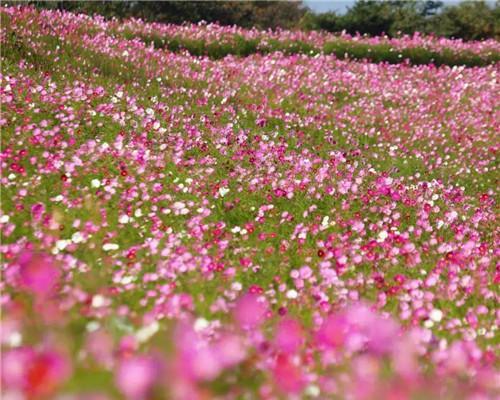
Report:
273,354,305,394
30,203,45,222
18,250,60,298
274,318,304,353
316,314,349,349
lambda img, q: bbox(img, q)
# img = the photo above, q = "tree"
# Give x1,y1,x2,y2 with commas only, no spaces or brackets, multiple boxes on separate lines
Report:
300,11,341,32
420,0,443,16
9,0,499,40
431,1,499,40
18,1,307,30
340,0,395,36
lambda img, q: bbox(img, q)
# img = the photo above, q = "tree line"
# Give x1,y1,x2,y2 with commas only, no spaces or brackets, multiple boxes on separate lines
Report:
9,1,500,41
303,0,499,40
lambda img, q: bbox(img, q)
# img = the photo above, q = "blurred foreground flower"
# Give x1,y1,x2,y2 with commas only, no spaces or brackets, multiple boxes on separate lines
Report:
115,355,160,400
18,251,60,298
233,293,267,329
2,347,71,398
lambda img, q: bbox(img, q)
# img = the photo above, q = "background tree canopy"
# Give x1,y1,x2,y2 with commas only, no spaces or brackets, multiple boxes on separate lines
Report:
302,0,499,40
9,0,500,40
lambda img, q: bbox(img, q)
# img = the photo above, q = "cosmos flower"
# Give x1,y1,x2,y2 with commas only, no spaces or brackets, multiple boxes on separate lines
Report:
17,250,60,298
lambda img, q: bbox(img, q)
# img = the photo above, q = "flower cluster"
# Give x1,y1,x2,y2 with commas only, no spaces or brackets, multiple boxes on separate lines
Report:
1,5,498,400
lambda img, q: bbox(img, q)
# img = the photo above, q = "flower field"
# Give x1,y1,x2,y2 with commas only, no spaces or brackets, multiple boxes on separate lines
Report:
1,6,499,400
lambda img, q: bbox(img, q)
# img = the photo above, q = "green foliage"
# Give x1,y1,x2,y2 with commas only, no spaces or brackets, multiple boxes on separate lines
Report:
303,0,499,40
341,0,399,36
300,11,340,32
5,0,500,42
431,1,499,40
323,40,499,66
301,1,433,36
17,0,307,30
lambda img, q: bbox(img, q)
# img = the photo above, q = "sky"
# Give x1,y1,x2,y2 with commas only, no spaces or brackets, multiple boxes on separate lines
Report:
304,1,359,13
303,1,492,14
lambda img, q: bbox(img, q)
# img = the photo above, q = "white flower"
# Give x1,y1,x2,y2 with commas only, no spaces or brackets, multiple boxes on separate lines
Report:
91,295,105,308
194,318,209,332
71,232,84,243
305,385,320,397
0,215,10,223
172,201,185,210
91,179,101,188
7,332,22,347
134,209,143,217
286,289,298,299
86,321,100,332
56,240,69,251
136,321,159,343
119,215,130,224
424,320,434,328
218,187,230,197
429,309,443,322
377,230,388,242
120,276,134,285
103,243,119,251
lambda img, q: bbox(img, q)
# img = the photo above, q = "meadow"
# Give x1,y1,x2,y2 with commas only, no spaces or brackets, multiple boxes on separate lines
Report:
1,6,499,399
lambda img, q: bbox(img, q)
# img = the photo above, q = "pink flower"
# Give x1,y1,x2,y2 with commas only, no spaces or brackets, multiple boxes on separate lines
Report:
213,334,246,368
233,293,267,329
18,251,60,298
273,354,305,394
274,318,304,353
174,323,245,382
1,347,34,389
2,347,71,397
115,355,159,399
173,323,220,381
31,203,45,222
86,330,114,368
316,314,349,348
